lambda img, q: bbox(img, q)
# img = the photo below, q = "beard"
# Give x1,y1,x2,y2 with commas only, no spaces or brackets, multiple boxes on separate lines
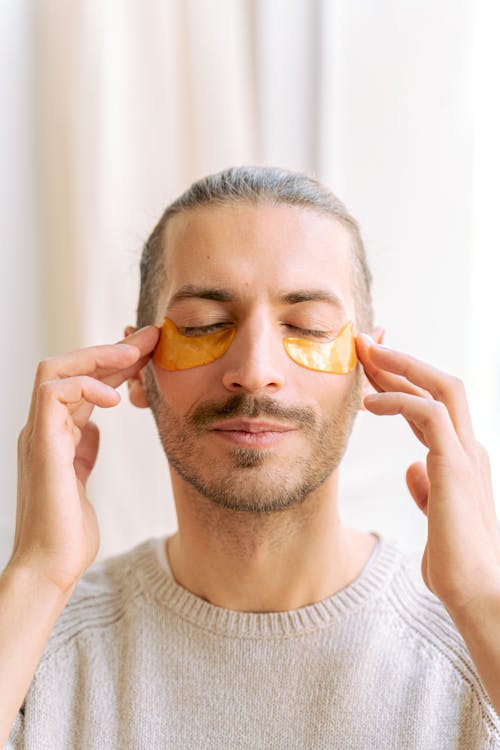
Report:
144,365,362,515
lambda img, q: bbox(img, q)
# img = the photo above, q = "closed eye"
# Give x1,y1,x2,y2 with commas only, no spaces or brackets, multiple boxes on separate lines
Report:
283,325,332,340
180,323,233,337
180,323,333,340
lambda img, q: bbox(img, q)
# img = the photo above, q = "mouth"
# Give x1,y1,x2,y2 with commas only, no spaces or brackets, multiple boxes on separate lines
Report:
209,419,297,447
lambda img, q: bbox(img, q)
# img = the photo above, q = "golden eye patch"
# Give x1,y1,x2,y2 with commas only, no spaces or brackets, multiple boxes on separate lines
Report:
153,317,357,374
282,321,357,374
153,318,236,371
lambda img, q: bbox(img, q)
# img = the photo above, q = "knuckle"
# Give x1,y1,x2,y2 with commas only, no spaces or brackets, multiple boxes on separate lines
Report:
18,425,35,464
427,400,448,423
37,379,58,401
431,399,447,413
78,375,93,391
476,441,490,465
37,379,52,396
433,375,464,402
17,427,27,452
35,358,55,383
449,375,465,394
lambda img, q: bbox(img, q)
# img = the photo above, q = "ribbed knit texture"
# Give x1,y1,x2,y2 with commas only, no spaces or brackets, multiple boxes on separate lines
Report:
7,534,500,749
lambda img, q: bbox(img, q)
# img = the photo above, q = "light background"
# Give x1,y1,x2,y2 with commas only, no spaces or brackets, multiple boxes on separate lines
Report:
1,0,499,569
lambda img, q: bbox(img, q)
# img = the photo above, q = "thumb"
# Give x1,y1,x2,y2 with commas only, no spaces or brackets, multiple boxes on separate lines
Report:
406,461,430,516
74,421,100,486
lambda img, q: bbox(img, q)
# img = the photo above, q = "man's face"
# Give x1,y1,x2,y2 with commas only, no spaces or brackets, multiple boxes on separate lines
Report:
144,202,363,513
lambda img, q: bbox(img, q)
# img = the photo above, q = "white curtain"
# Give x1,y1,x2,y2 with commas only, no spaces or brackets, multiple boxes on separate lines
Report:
470,0,500,498
2,0,495,568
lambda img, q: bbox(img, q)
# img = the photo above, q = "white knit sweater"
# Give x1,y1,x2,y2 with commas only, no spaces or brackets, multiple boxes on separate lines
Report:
7,533,500,749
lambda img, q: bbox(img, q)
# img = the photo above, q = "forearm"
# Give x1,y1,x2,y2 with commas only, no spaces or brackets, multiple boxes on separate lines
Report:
449,589,500,717
0,565,73,745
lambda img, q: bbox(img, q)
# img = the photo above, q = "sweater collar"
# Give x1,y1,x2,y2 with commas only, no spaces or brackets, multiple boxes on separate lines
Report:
132,532,403,638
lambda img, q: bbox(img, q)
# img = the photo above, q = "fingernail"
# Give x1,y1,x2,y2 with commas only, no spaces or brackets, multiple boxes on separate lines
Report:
126,326,152,337
359,333,375,344
116,343,138,351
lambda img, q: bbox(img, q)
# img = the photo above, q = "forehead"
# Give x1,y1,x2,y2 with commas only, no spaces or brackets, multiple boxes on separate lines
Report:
159,202,354,311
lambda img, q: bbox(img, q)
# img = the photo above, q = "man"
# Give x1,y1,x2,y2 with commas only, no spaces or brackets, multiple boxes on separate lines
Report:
2,166,500,749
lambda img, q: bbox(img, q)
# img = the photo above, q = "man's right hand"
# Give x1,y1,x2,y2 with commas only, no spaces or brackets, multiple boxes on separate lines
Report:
7,325,159,594
0,326,159,744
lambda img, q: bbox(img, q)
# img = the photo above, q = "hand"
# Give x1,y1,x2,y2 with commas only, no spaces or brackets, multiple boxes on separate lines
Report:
356,334,500,618
9,326,160,593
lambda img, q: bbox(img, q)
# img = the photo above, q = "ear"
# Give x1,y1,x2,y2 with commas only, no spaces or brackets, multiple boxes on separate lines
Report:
359,326,385,410
124,325,149,409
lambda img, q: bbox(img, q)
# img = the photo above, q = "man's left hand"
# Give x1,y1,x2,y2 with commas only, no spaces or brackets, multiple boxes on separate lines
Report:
356,334,500,619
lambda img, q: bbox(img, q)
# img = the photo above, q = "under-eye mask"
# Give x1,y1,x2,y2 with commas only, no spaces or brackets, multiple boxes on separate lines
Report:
153,317,357,374
153,317,236,371
282,321,357,374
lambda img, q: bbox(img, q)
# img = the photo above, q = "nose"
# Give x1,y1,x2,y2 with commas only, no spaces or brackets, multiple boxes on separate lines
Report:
221,320,286,394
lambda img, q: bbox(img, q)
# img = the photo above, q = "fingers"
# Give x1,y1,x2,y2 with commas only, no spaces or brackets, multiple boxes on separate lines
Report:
99,350,153,389
357,335,475,448
60,344,155,433
69,401,95,430
74,421,100,486
27,326,159,428
364,391,462,457
34,326,158,387
34,377,121,445
14,331,161,593
406,461,430,515
356,335,432,400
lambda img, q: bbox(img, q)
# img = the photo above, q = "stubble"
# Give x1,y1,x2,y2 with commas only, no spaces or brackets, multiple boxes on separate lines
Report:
144,365,362,515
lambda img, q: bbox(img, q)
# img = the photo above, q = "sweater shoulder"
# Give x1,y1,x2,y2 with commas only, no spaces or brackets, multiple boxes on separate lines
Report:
387,547,467,657
383,541,500,732
41,538,154,662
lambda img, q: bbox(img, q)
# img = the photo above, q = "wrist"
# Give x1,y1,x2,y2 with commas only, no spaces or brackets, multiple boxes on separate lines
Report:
2,560,77,604
446,584,500,633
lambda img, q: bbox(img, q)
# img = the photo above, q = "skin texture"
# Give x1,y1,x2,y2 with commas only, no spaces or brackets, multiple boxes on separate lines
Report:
126,204,500,719
356,335,500,713
153,316,357,373
3,200,500,743
1,324,160,744
127,203,381,612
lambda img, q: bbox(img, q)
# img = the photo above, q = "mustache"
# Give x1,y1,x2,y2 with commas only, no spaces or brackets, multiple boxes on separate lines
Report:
188,394,316,430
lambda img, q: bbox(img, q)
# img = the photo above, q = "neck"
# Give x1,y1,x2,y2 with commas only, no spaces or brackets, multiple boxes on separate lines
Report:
166,471,377,612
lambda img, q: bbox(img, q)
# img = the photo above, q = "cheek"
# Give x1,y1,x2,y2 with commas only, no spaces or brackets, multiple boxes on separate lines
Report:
151,355,361,415
291,368,360,412
152,362,219,413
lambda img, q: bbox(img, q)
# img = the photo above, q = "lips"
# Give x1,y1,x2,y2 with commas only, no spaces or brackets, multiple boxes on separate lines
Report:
209,419,297,448
210,419,296,433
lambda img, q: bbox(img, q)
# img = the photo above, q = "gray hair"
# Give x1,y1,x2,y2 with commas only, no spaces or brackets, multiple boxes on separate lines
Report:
137,166,373,330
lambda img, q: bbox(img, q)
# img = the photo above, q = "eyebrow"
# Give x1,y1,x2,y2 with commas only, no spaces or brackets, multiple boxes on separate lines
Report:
169,285,234,304
278,290,345,309
168,285,346,311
